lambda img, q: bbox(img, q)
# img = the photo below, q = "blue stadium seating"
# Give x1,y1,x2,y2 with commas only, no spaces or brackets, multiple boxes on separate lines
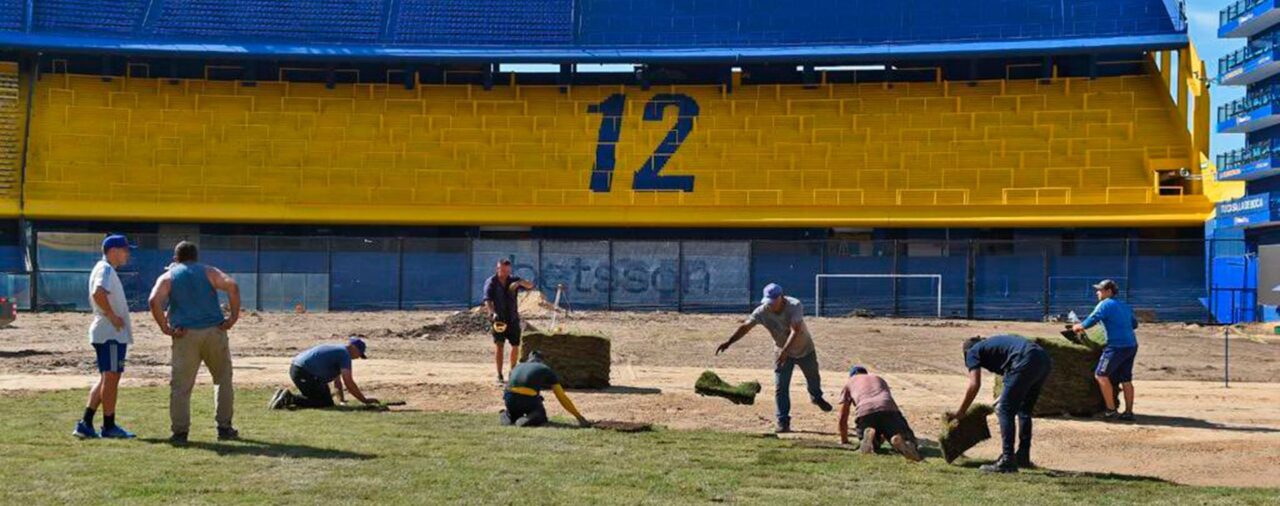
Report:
577,0,1180,46
0,0,1185,60
152,0,383,43
33,0,147,33
0,0,23,32
394,0,572,44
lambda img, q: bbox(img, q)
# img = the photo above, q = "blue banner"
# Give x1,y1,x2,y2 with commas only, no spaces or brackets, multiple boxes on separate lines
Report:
1216,193,1273,227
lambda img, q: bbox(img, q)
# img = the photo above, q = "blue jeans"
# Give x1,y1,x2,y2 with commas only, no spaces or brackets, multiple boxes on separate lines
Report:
997,347,1051,459
775,351,825,425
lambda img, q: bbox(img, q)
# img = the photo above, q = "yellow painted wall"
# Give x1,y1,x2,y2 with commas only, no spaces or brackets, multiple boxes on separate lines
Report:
21,71,1211,227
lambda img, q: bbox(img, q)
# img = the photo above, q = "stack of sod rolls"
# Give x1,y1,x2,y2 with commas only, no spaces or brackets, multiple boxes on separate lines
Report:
992,335,1116,416
694,370,762,405
518,332,611,389
940,404,995,463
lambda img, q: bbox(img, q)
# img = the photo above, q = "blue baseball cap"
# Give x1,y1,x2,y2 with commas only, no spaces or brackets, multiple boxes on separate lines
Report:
761,283,784,304
101,234,136,253
849,365,868,376
348,337,368,359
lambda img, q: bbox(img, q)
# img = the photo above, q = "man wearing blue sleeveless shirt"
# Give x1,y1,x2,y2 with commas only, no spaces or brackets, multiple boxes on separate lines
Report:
149,241,242,444
1072,279,1140,421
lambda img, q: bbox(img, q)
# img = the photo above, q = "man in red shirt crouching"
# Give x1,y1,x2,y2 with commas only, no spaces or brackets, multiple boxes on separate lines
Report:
836,365,922,462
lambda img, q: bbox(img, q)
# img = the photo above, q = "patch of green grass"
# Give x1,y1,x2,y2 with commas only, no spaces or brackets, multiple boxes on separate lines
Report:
0,388,1274,504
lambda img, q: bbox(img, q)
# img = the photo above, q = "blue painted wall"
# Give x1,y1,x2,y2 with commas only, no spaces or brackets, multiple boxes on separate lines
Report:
26,232,1220,322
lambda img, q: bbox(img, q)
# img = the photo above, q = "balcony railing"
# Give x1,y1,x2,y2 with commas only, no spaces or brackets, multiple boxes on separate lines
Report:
1218,84,1280,122
1221,0,1268,28
1217,139,1278,171
1219,34,1280,75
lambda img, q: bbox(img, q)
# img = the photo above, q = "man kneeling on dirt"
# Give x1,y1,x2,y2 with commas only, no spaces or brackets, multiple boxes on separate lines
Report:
837,365,921,462
501,351,590,428
269,338,378,409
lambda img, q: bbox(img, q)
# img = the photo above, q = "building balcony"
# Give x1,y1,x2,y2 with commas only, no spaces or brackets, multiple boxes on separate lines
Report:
1218,85,1280,133
1220,0,1280,38
1218,140,1280,181
1219,35,1280,86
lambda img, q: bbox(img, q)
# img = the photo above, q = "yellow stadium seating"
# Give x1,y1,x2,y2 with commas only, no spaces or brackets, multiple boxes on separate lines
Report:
0,62,22,215
18,68,1210,227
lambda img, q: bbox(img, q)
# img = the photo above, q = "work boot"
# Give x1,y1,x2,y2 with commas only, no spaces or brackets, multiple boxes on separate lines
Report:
1016,449,1035,469
812,397,833,412
979,455,1018,474
169,432,188,445
217,426,240,441
859,428,878,454
891,435,923,462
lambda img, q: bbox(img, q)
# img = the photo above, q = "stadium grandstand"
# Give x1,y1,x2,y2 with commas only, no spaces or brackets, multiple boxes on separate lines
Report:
0,0,1236,322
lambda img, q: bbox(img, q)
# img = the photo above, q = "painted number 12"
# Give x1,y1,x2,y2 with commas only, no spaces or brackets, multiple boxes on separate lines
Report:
588,93,698,192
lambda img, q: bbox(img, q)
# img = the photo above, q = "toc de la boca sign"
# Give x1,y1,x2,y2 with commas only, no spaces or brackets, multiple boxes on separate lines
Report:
1217,193,1273,227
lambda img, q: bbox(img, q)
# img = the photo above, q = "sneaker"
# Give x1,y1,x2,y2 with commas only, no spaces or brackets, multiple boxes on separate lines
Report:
980,455,1018,474
775,421,792,434
859,428,878,454
101,425,136,439
497,374,505,385
268,388,286,410
812,397,833,412
72,420,99,439
169,432,188,445
1118,411,1136,422
217,426,240,441
890,435,923,462
1099,410,1120,421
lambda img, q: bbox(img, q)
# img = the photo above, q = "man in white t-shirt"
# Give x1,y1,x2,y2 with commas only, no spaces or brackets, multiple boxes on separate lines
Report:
73,234,136,439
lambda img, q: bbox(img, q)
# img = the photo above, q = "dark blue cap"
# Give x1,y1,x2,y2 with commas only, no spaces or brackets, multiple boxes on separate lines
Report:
348,337,367,359
102,234,135,253
761,283,784,304
849,365,868,376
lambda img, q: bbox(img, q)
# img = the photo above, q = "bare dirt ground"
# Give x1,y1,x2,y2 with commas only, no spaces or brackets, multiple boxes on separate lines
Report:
1,308,1278,488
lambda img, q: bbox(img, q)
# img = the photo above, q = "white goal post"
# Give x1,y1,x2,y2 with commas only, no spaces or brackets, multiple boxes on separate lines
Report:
814,274,943,318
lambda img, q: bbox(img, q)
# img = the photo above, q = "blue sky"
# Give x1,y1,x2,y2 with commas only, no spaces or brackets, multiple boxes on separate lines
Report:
1188,0,1245,157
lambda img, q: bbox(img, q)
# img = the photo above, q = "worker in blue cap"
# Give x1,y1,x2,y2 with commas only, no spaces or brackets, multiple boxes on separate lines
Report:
716,283,831,434
270,337,378,409
73,234,137,439
836,365,921,461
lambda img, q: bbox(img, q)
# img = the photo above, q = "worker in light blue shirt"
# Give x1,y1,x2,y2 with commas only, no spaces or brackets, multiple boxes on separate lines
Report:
1072,279,1139,421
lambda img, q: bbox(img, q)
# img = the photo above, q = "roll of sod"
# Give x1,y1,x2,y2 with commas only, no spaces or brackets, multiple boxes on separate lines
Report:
992,335,1117,416
518,332,611,389
940,404,994,464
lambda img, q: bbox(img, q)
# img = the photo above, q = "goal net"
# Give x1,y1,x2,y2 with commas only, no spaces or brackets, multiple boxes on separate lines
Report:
814,274,943,318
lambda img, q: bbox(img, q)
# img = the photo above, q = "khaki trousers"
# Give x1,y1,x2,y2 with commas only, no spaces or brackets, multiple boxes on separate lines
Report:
169,326,234,434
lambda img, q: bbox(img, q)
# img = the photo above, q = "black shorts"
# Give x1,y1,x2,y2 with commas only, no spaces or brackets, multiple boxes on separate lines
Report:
493,322,521,346
855,410,916,443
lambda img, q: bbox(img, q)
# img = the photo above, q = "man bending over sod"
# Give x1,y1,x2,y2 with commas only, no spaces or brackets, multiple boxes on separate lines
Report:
716,283,832,434
270,338,377,409
953,335,1052,473
501,351,590,428
836,365,921,461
